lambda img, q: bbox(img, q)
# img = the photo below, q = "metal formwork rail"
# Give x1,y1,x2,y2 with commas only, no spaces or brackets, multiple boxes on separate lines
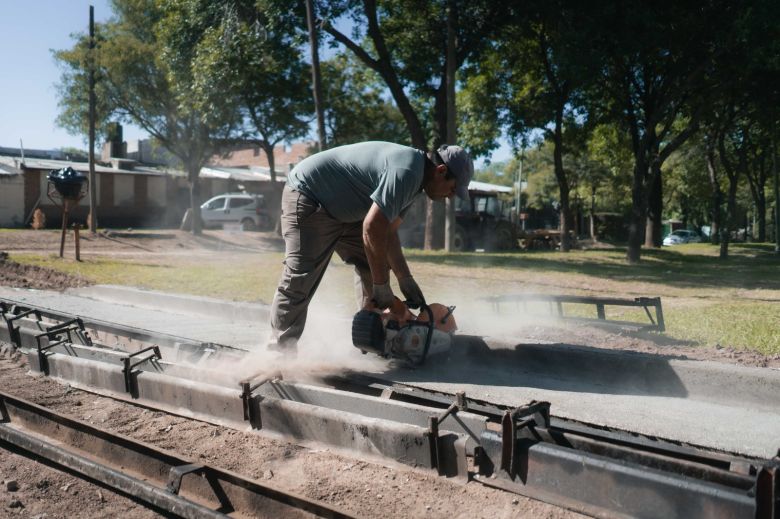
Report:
483,293,666,331
2,298,778,519
0,391,354,519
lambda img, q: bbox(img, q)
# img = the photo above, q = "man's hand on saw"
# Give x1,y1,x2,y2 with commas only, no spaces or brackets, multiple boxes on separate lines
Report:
399,276,426,308
372,282,395,309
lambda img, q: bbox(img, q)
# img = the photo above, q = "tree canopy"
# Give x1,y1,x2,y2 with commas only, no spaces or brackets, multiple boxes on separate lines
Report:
53,0,780,257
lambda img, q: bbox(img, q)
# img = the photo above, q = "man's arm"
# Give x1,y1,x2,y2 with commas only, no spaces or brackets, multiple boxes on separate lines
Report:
364,202,409,279
364,202,425,307
363,202,393,283
386,219,411,280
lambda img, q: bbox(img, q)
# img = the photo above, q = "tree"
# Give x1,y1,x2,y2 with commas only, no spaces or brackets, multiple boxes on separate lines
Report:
583,124,634,240
319,0,510,248
55,0,241,234
54,25,115,145
193,1,312,179
190,0,313,227
490,0,596,251
320,53,408,146
586,2,738,262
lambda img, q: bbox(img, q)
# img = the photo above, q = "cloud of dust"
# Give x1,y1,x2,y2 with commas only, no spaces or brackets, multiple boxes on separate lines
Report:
205,263,390,386
198,256,568,387
424,280,564,342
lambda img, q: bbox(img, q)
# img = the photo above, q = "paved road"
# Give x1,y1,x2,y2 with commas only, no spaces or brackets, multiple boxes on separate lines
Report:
2,285,778,459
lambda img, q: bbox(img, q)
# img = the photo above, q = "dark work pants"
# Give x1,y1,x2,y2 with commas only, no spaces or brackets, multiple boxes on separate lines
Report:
269,185,373,350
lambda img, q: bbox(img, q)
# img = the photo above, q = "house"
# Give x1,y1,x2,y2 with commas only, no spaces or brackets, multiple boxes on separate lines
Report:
0,162,25,227
103,136,315,173
208,141,315,171
0,154,175,228
0,150,288,229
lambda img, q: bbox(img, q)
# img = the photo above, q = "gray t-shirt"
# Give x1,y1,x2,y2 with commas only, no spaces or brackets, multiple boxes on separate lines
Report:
287,141,425,223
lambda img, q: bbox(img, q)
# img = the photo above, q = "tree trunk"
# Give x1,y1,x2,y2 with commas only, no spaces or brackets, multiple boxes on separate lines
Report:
719,172,738,259
626,155,648,264
424,201,435,250
262,143,283,234
756,192,766,242
188,169,202,236
644,163,663,247
706,146,722,245
305,0,327,151
425,83,449,251
552,106,571,252
589,185,597,240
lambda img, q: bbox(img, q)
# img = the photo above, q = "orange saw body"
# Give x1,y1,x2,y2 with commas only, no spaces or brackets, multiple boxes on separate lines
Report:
352,298,457,365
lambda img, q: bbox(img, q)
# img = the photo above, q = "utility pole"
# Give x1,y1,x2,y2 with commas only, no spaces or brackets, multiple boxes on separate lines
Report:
305,0,327,151
444,0,457,251
88,5,98,233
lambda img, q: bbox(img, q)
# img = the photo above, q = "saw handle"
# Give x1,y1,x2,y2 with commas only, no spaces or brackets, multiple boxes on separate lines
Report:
404,300,422,310
413,304,435,366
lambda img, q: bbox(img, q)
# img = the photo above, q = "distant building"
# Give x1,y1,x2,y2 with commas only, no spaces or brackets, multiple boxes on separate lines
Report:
0,161,25,227
0,153,285,229
0,125,307,228
209,141,315,172
102,136,316,173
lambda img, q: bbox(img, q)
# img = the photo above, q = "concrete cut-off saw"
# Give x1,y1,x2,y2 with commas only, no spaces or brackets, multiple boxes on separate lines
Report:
351,298,456,365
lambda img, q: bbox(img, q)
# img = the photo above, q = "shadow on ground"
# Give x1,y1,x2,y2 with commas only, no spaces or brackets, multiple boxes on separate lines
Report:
380,336,690,399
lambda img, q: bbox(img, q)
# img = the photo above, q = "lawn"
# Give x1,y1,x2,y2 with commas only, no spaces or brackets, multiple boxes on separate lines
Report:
9,241,780,355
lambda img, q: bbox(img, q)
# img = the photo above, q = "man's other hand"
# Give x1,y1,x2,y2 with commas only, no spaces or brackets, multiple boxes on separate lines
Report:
372,282,395,309
399,276,425,307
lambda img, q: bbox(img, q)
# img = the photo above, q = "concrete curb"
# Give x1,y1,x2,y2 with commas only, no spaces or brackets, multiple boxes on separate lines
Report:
67,285,269,322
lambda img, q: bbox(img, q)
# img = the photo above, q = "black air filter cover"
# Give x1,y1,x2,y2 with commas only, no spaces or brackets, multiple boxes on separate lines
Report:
48,167,87,199
352,310,386,355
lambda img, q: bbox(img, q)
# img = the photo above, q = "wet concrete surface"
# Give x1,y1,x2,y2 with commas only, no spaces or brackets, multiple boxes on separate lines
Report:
1,285,778,459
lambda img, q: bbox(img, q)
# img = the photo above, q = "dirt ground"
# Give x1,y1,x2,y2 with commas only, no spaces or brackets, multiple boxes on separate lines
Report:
0,228,285,259
0,229,583,518
0,348,577,519
0,229,777,517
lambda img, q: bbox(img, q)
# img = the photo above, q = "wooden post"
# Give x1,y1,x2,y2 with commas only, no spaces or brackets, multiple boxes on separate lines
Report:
74,223,81,262
59,199,70,258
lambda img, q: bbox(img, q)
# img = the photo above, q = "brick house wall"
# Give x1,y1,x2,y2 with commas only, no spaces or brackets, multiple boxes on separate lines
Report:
209,141,315,171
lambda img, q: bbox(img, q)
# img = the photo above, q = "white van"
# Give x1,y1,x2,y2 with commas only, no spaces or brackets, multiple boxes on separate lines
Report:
200,193,270,231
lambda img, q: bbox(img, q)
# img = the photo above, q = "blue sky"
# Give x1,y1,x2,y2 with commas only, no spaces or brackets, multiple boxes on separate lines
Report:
0,0,147,151
0,0,510,165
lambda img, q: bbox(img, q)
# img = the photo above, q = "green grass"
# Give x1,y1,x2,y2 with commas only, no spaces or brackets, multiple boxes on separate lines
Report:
667,301,780,354
405,243,779,294
9,241,780,355
11,253,286,303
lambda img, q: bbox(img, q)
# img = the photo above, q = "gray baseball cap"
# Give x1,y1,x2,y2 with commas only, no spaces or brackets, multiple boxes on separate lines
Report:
437,144,474,200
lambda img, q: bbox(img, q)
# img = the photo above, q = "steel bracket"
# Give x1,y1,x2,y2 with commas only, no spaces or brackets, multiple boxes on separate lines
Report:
239,372,281,427
34,321,87,374
755,462,779,519
2,304,42,349
121,346,162,394
166,463,204,494
428,391,466,473
501,400,550,478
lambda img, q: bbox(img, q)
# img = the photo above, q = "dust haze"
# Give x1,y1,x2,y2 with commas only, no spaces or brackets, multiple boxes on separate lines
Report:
192,249,565,386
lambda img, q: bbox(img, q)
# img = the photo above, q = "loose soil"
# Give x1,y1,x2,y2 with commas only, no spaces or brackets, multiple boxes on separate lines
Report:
0,348,576,519
0,230,578,518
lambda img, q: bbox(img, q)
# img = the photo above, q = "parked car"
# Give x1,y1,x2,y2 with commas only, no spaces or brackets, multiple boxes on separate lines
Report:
200,193,271,231
663,229,701,246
